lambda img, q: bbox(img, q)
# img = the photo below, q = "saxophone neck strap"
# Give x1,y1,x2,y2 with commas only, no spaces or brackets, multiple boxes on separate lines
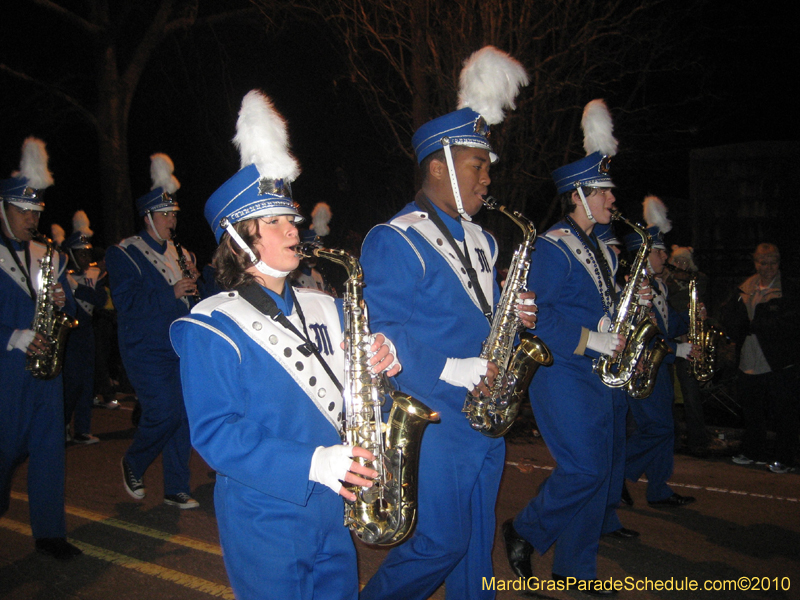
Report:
236,282,344,395
415,192,492,322
0,228,36,300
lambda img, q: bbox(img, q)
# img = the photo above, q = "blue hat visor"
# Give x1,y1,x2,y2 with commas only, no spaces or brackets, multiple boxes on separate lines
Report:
623,226,664,252
136,189,180,216
412,108,497,164
552,152,615,195
1,176,46,210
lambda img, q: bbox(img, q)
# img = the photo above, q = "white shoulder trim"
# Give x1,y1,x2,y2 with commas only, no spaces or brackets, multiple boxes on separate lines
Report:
191,290,241,317
367,222,426,276
172,316,242,362
113,240,142,276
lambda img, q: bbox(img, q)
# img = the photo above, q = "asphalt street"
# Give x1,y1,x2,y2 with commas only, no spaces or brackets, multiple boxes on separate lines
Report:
1,395,797,600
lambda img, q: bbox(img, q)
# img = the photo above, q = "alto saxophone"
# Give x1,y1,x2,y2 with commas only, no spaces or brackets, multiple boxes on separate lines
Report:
595,211,660,388
626,334,672,399
463,197,552,437
296,242,439,546
26,230,79,380
688,275,719,381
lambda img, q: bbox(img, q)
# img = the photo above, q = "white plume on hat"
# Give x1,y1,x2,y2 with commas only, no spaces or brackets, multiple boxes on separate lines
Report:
72,210,93,237
582,100,618,158
234,90,300,182
50,223,65,246
150,153,180,194
310,202,332,237
12,137,54,189
457,46,529,125
643,195,672,234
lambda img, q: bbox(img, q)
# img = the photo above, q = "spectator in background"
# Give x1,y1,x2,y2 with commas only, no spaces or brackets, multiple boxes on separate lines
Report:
723,243,799,473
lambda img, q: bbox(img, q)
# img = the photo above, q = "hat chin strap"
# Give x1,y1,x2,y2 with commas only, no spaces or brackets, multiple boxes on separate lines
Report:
222,219,292,279
0,203,21,242
577,187,596,223
443,142,471,222
146,213,169,244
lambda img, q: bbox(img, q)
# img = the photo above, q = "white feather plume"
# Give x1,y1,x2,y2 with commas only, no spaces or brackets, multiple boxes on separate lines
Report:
457,46,529,125
50,224,65,246
72,210,93,238
12,137,54,189
310,202,332,237
643,195,672,233
582,99,618,157
234,90,300,182
150,153,180,194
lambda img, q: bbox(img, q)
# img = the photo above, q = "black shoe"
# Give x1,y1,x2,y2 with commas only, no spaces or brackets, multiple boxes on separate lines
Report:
35,538,82,560
603,527,640,539
121,458,145,499
648,492,696,507
552,573,618,596
620,482,633,507
502,519,534,579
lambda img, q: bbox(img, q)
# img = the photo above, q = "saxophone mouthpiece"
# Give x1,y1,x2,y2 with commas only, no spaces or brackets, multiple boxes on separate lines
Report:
481,196,499,210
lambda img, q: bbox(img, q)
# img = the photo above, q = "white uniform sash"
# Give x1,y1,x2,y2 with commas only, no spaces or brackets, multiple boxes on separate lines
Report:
388,211,497,312
546,227,617,315
187,289,345,434
0,240,64,297
652,279,669,331
119,237,191,309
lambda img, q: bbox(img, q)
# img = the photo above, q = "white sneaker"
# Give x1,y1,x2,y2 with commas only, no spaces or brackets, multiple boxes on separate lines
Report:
72,433,100,445
164,493,199,509
768,462,795,474
732,454,753,465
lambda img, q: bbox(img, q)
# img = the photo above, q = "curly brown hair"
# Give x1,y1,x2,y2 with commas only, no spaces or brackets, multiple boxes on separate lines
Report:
211,219,262,290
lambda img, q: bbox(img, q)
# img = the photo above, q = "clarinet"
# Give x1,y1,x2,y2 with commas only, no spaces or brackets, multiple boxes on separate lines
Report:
170,229,200,308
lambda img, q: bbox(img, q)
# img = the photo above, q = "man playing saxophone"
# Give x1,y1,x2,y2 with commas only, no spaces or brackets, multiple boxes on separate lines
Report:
0,137,81,560
170,91,401,600
359,47,536,600
503,100,642,588
620,196,699,509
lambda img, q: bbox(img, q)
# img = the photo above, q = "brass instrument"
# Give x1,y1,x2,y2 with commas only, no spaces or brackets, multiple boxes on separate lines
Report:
688,275,719,381
463,196,553,437
171,229,199,307
26,231,79,380
626,335,672,399
297,242,439,546
595,211,660,388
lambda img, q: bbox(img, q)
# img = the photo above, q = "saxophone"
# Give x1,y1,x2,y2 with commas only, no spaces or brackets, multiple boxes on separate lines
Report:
595,211,660,388
25,231,79,380
688,275,719,381
463,197,553,437
296,242,439,546
626,335,672,399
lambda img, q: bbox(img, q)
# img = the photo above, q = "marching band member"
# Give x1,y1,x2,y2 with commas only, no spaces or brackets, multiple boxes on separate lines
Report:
106,153,201,509
503,100,637,593
169,90,400,600
359,47,536,600
621,196,697,508
0,138,81,560
60,211,108,445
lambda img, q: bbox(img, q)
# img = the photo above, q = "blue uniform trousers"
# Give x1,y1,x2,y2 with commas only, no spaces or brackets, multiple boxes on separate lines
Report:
514,368,625,579
122,356,191,496
625,378,675,503
63,326,95,435
0,365,66,539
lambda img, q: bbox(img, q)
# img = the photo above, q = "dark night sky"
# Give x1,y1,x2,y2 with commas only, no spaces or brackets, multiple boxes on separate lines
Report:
1,0,797,268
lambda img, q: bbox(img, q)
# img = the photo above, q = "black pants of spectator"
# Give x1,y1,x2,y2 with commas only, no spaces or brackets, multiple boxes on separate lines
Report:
737,367,799,466
675,358,708,452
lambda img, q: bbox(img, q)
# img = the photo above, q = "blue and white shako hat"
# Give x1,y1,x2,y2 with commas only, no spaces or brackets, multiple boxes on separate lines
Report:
64,210,94,250
624,195,672,252
135,153,181,216
594,223,621,247
205,90,304,279
411,46,528,220
0,137,54,212
552,100,618,223
205,90,303,244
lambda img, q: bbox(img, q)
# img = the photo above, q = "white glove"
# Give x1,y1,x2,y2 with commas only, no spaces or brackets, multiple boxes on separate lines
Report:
309,444,355,494
637,284,653,307
586,331,623,356
676,343,693,360
440,357,488,390
8,329,36,353
368,333,401,373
